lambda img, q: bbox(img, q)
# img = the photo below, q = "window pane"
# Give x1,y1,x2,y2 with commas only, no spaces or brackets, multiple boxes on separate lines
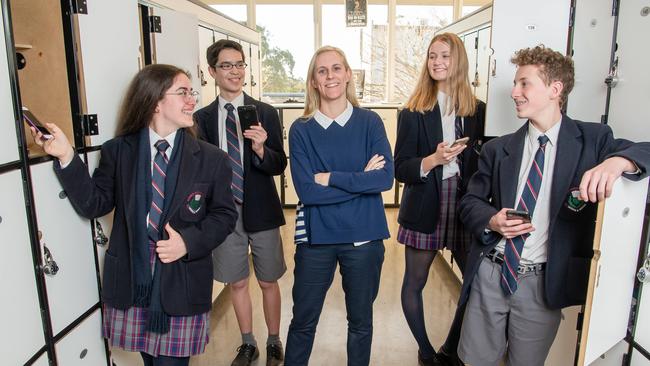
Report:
210,4,247,24
322,5,388,102
257,4,314,103
393,5,452,102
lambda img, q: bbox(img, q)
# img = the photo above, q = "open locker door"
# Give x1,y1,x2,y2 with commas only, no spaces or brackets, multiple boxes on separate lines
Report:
577,177,649,365
75,0,141,147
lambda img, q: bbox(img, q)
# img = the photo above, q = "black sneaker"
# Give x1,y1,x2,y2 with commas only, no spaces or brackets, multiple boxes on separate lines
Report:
266,344,284,366
418,350,443,366
231,343,259,366
436,347,463,366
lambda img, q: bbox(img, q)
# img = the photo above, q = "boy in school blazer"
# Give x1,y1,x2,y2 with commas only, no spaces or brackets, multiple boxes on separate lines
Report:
456,45,650,365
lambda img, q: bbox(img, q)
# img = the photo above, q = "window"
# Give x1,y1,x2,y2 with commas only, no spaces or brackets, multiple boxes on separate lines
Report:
257,4,314,102
392,5,452,102
210,4,247,24
322,4,388,102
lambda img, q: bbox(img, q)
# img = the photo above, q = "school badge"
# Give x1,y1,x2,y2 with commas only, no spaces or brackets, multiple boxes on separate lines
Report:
186,192,203,214
566,188,586,212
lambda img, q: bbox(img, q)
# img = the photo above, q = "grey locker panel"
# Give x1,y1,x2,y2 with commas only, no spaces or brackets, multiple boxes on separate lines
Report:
87,150,113,282
606,0,650,141
77,0,140,147
198,26,217,108
152,7,201,95
282,108,303,154
475,27,491,102
30,160,100,335
240,40,252,96
0,21,19,165
250,44,261,99
633,279,650,363
485,0,571,136
284,159,299,205
566,0,614,122
0,170,45,364
463,31,478,96
589,340,629,366
55,309,107,365
33,352,49,366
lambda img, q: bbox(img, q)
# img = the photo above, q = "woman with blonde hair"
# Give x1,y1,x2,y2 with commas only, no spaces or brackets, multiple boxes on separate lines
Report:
285,46,394,366
394,32,485,365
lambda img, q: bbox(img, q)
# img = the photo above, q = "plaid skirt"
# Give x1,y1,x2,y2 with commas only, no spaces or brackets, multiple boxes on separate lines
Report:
397,175,471,251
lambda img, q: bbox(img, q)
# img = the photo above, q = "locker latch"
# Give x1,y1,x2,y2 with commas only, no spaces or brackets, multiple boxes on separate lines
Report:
604,57,619,88
94,221,108,247
637,253,650,283
41,245,59,276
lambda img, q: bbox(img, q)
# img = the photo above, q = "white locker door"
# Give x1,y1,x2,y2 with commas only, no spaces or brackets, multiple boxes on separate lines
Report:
577,178,649,365
0,22,19,165
55,309,107,365
250,43,261,99
240,41,252,96
284,159,299,205
632,254,650,364
33,353,50,366
30,160,100,335
87,150,113,281
152,7,201,95
371,108,397,205
77,0,140,147
566,0,615,122
605,0,650,141
485,0,571,136
475,27,491,102
198,26,216,108
0,170,46,364
463,32,478,97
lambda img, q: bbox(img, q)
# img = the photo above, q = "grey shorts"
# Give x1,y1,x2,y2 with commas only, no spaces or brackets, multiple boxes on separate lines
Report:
212,204,286,283
458,258,561,366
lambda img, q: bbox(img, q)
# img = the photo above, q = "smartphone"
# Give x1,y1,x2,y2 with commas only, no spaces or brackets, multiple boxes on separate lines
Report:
22,107,53,140
237,105,259,131
506,209,531,223
450,136,470,148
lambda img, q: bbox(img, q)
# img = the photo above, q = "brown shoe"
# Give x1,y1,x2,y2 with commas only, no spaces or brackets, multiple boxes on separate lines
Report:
231,343,259,366
266,343,284,366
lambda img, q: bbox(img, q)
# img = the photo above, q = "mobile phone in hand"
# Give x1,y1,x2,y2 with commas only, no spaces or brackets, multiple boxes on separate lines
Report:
237,105,259,131
506,209,531,223
450,136,469,148
22,107,53,140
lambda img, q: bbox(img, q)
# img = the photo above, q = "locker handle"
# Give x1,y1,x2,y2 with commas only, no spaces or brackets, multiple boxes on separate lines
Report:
471,71,480,87
94,220,108,246
491,59,496,77
41,245,59,276
604,56,619,88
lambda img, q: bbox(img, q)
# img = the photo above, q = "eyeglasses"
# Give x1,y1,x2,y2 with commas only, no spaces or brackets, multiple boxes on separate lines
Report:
166,89,199,103
214,62,247,70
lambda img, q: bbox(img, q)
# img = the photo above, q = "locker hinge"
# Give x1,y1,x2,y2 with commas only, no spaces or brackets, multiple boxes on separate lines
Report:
82,114,99,136
149,16,162,33
474,36,478,50
569,5,576,27
576,311,584,331
72,0,88,14
612,0,619,16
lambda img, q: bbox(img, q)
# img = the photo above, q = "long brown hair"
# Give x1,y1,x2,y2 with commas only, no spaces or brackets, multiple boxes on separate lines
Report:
302,46,359,119
116,64,195,136
404,33,476,117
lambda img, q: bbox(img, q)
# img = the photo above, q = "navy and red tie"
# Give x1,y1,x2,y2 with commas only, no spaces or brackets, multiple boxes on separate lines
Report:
501,135,549,295
147,139,170,241
225,103,244,203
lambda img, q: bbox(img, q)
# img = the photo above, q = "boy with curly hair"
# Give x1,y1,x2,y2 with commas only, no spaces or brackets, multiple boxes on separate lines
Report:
454,45,650,365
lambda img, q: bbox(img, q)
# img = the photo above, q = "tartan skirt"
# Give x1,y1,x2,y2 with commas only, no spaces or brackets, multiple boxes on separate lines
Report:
397,175,471,251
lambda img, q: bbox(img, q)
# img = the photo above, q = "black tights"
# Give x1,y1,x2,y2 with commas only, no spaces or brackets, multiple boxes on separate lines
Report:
140,353,189,366
401,246,438,358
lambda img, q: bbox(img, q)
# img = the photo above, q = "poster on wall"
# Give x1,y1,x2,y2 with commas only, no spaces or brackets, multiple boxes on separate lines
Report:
346,0,367,27
352,69,365,99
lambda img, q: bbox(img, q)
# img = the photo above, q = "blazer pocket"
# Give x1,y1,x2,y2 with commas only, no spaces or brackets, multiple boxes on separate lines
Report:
179,183,210,222
185,256,213,305
102,252,118,300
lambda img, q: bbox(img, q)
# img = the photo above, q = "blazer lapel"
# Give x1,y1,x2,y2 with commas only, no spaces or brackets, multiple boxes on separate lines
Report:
549,116,582,227
121,133,139,245
166,134,201,218
499,123,528,209
422,106,444,183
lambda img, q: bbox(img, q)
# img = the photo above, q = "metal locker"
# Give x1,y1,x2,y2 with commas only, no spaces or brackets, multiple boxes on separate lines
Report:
75,0,140,147
566,0,615,122
30,160,100,335
240,41,253,96
250,43,261,99
0,170,45,364
282,108,304,155
33,352,50,366
0,20,19,165
54,309,107,365
284,159,299,206
632,260,650,364
370,108,398,205
605,0,650,141
86,150,112,282
198,25,217,108
463,31,478,97
475,27,491,102
150,7,201,96
485,0,571,136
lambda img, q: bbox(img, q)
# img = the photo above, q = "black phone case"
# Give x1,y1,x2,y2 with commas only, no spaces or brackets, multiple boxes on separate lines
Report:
237,105,259,131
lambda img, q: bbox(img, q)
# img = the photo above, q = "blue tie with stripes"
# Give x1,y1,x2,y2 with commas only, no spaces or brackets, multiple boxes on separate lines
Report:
224,103,244,203
147,139,170,241
501,135,549,295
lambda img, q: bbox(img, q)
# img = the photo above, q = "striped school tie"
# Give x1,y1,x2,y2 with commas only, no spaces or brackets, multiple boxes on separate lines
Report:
501,135,549,295
147,139,170,241
224,103,244,203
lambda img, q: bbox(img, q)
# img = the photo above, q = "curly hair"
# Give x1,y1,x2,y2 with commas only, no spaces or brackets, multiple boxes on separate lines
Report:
511,45,574,108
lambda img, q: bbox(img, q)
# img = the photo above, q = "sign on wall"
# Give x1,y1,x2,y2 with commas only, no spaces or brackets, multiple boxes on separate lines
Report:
346,0,367,27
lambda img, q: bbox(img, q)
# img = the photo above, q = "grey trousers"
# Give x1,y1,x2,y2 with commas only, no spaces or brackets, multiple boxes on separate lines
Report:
458,258,561,366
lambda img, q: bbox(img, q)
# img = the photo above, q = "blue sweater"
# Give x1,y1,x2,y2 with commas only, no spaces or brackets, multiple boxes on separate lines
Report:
289,107,394,244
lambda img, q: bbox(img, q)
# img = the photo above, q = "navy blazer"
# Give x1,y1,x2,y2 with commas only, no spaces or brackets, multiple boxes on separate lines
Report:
395,101,486,233
55,131,238,316
194,93,287,232
458,115,650,309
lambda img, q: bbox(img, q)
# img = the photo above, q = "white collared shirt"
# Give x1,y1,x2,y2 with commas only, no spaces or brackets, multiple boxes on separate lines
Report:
420,91,460,179
149,128,176,174
494,119,562,264
218,93,245,167
313,101,353,129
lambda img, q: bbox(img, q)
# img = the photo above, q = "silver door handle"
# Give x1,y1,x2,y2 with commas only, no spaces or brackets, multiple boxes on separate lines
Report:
41,245,59,276
94,220,108,246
